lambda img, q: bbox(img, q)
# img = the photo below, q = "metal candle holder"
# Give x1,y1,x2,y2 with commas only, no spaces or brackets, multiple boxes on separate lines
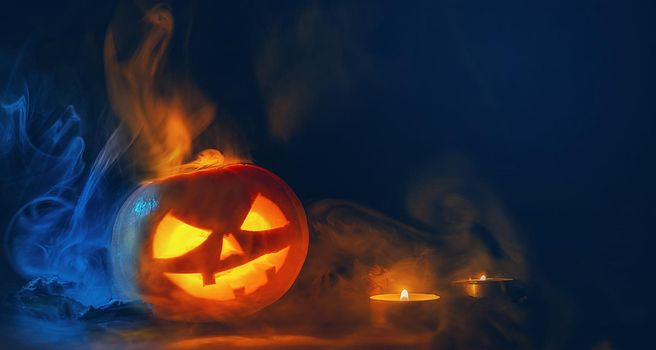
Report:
369,290,440,331
452,276,514,298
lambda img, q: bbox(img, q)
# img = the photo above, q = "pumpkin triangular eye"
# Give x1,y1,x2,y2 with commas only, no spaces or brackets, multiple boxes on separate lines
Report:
240,194,289,231
153,212,212,259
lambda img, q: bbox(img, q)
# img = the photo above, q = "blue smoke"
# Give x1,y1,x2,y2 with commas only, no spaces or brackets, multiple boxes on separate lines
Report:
1,79,130,306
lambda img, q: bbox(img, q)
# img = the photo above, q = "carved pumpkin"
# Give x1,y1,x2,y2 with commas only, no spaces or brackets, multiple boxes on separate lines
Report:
111,163,309,320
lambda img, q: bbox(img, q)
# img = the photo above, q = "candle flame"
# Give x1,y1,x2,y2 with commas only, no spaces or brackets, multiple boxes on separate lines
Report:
480,274,487,281
400,289,409,301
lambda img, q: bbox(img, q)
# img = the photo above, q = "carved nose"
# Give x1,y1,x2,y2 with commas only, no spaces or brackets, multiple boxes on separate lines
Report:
219,233,244,261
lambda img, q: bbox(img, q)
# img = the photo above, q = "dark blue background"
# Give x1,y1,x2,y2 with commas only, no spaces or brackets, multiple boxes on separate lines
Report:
1,1,653,347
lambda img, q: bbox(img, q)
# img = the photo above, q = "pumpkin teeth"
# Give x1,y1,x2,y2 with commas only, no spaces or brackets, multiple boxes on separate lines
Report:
255,260,275,272
227,278,246,291
232,287,246,298
163,246,290,301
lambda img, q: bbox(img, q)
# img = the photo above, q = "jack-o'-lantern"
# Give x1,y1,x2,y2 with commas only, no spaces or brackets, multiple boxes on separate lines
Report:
111,163,309,321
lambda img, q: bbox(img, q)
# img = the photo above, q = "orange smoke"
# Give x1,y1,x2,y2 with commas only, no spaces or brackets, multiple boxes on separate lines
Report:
104,5,235,179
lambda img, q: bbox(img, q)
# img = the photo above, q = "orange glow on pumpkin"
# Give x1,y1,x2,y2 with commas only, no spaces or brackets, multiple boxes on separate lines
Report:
152,212,213,259
150,193,293,302
240,194,289,231
114,164,309,321
164,247,290,301
219,233,245,261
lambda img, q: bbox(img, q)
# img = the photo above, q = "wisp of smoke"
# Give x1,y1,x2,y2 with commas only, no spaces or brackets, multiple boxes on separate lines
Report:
1,79,129,306
104,4,236,179
1,3,238,309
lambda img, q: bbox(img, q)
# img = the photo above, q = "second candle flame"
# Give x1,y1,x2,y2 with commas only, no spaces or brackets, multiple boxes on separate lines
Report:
400,289,409,301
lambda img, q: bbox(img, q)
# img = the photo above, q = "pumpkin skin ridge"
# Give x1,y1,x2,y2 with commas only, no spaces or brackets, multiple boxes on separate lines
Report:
143,161,255,185
113,163,309,321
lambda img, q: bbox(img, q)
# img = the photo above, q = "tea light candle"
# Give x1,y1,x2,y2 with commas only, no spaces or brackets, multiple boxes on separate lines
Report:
369,289,440,331
453,274,514,298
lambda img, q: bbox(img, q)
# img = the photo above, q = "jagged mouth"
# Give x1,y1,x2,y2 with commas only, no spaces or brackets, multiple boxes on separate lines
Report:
164,246,290,301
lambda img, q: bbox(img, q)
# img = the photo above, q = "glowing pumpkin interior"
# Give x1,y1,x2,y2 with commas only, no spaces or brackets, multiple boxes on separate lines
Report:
151,194,291,301
117,163,309,321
